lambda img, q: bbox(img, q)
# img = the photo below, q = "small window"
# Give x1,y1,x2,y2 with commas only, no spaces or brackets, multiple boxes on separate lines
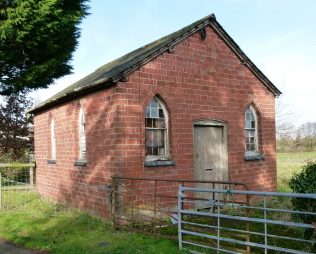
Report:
78,107,86,160
245,105,258,153
145,97,169,159
50,118,56,160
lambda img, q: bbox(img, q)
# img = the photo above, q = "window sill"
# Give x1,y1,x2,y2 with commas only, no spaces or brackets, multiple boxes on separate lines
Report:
244,152,265,161
74,160,87,167
144,159,176,167
47,160,56,164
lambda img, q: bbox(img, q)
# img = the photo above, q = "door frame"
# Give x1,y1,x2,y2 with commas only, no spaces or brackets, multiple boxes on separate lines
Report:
192,119,228,181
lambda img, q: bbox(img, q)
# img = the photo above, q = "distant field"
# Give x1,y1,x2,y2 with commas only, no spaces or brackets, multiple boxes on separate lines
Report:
277,151,316,192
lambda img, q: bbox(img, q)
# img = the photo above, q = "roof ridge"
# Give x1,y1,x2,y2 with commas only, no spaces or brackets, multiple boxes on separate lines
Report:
96,13,215,78
29,13,280,114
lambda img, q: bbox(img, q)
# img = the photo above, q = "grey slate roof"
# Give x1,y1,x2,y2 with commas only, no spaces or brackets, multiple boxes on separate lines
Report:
29,14,281,114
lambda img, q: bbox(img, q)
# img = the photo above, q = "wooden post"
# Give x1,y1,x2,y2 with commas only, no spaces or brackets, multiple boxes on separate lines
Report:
111,177,117,229
29,166,34,187
153,180,157,237
0,172,2,210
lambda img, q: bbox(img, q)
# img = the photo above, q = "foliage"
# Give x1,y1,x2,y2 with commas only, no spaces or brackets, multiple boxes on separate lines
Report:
289,162,316,241
0,0,89,95
0,92,33,161
277,151,316,192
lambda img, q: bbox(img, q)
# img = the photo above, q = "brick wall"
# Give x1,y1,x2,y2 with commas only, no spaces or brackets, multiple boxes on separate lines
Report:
34,26,276,218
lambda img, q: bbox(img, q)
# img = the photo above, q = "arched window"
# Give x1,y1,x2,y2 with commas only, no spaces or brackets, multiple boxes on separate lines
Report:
78,107,86,160
245,105,258,153
50,118,56,160
145,97,169,158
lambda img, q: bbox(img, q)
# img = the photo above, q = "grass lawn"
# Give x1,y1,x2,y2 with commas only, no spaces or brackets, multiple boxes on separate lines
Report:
0,193,186,254
1,191,312,254
0,151,315,253
277,151,316,192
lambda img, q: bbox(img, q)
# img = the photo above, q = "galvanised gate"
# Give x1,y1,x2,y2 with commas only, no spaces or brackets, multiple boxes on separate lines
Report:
178,187,316,254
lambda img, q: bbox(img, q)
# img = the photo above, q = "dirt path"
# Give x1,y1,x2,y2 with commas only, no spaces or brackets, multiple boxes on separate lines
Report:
0,239,43,254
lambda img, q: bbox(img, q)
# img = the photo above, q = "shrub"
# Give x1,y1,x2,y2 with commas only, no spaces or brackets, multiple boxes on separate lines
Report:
289,162,316,242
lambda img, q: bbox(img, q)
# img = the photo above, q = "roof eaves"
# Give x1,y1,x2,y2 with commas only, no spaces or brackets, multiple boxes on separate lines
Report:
29,15,215,114
27,77,113,114
29,13,281,114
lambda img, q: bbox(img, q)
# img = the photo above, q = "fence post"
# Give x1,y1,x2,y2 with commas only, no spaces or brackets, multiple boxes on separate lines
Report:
181,181,184,211
29,165,34,187
0,172,2,210
246,193,250,254
264,196,268,254
131,180,134,232
111,177,117,229
217,200,220,254
153,180,157,237
178,185,183,250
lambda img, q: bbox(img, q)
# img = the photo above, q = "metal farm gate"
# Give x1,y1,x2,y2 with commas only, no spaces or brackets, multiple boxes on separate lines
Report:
178,186,316,254
111,176,249,238
0,163,36,211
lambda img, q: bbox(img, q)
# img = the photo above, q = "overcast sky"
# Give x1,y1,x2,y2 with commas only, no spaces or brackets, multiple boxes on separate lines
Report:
31,0,316,127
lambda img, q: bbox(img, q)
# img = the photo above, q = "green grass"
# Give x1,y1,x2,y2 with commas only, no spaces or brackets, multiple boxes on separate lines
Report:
0,151,315,253
0,193,186,254
277,151,316,192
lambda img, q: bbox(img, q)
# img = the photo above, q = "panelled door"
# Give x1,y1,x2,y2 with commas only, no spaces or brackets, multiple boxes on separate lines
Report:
193,122,228,206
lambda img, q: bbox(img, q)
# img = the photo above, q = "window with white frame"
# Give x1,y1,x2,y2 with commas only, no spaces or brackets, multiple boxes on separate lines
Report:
145,97,169,159
50,118,56,160
78,107,86,160
245,105,258,153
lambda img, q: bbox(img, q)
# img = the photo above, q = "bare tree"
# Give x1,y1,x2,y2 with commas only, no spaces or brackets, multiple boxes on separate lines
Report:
275,97,297,138
298,122,316,150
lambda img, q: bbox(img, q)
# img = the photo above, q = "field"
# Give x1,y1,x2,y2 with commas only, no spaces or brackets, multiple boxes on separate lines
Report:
276,151,316,192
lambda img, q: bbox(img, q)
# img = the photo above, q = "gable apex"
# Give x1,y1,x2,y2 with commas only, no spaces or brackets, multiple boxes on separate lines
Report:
29,13,281,114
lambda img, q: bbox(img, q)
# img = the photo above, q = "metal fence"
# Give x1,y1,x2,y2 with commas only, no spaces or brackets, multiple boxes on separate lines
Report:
178,186,316,254
111,176,249,238
0,163,36,211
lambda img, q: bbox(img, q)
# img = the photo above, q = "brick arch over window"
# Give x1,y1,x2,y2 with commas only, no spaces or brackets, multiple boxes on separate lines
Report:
144,96,170,160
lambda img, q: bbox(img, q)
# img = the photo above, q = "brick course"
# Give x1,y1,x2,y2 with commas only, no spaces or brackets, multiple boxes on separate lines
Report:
34,26,276,218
